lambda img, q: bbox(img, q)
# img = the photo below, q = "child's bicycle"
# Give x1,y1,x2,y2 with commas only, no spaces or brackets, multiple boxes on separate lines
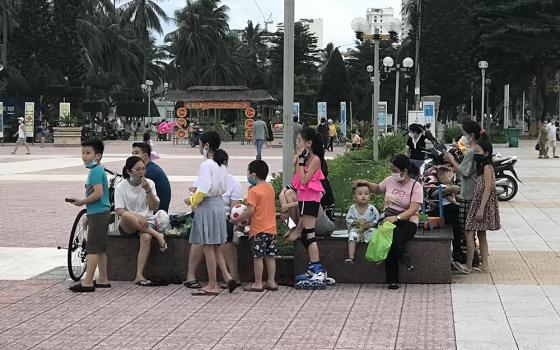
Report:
60,168,123,281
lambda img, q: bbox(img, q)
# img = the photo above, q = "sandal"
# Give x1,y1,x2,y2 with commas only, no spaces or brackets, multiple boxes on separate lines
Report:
159,240,168,253
191,289,220,296
451,261,471,274
227,279,239,293
184,280,202,289
344,258,354,264
265,285,278,291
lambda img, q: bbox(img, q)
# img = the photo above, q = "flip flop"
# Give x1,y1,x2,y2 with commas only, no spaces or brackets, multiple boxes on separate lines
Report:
184,280,202,289
191,289,220,296
344,258,354,264
93,280,111,288
243,286,264,292
220,281,242,289
265,285,278,291
135,279,155,286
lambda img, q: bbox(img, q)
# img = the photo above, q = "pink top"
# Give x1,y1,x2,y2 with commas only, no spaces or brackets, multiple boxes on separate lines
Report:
292,156,325,202
379,176,424,224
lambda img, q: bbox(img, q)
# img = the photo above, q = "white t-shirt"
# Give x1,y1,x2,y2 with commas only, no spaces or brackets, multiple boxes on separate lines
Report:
114,178,158,224
222,174,244,214
192,159,227,197
18,124,26,138
547,123,557,141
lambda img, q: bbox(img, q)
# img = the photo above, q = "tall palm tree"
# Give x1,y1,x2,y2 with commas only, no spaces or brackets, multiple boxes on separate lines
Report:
118,0,169,81
242,20,267,65
165,0,229,87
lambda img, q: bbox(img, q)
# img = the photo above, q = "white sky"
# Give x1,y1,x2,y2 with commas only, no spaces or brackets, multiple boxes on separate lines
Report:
157,0,403,48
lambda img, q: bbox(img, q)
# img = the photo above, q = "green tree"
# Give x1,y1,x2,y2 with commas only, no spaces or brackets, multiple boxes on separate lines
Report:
317,47,352,120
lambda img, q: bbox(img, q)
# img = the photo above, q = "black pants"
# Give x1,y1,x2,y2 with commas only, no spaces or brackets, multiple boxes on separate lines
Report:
430,203,462,258
328,137,334,151
385,220,417,284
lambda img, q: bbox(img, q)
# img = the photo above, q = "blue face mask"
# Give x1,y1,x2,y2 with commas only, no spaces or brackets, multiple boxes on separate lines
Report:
85,160,97,169
247,175,257,187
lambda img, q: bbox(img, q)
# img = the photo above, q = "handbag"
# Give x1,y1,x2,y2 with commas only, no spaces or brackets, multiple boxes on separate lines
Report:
365,221,396,262
535,143,540,151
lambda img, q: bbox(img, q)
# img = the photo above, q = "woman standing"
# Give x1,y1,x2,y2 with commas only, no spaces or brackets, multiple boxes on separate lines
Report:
444,120,484,265
12,117,31,155
266,120,274,147
356,155,423,290
406,123,427,170
453,134,500,274
184,131,238,295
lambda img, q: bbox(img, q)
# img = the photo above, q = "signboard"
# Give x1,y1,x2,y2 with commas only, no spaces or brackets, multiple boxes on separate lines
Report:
317,102,327,124
378,101,387,132
422,101,436,136
293,102,300,122
183,101,250,110
340,102,347,137
59,102,71,118
25,102,34,136
245,107,256,118
407,111,426,126
0,102,3,138
176,107,187,118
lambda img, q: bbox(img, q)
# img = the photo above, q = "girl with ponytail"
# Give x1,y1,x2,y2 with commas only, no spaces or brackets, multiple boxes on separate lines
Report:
184,131,238,295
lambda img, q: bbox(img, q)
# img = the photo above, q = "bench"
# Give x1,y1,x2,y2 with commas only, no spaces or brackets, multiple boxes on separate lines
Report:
294,226,453,284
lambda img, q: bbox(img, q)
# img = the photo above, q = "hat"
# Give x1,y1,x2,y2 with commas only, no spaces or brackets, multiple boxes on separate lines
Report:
17,117,24,121
328,119,333,124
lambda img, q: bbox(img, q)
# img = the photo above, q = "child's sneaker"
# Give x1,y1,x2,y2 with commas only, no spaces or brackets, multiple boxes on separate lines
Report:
294,277,327,290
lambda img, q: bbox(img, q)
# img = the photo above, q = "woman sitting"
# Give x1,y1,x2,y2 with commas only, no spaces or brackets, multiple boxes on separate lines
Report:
355,154,423,290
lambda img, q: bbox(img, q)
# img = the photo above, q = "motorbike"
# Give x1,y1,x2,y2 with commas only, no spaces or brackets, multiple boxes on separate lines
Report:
493,153,521,201
190,126,203,147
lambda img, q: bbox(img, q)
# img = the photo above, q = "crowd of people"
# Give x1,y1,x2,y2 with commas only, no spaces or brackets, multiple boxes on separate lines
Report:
66,117,502,293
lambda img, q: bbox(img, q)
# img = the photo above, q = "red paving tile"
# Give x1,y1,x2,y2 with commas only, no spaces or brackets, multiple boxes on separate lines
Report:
0,281,455,349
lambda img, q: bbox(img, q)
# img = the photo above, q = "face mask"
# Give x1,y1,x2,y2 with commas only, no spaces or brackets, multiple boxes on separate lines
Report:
391,172,404,181
85,160,97,169
247,175,257,187
474,154,485,163
128,175,141,186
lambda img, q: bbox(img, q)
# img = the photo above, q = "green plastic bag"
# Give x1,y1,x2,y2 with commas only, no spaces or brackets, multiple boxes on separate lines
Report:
365,221,396,262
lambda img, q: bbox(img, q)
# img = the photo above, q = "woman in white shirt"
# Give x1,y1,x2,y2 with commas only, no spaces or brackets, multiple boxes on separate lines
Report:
184,131,238,295
12,117,31,155
114,156,167,286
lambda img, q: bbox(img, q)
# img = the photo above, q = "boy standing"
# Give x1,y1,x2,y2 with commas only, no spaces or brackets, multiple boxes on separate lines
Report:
68,139,111,292
236,160,278,292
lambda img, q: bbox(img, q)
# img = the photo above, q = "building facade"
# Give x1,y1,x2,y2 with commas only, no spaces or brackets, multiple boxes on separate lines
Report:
366,7,401,37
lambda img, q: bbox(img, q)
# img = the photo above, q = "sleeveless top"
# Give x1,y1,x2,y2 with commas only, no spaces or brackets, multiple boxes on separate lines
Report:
291,155,325,202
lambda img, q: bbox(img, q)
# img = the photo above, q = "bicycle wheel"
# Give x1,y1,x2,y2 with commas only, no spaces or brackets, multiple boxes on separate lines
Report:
68,209,88,281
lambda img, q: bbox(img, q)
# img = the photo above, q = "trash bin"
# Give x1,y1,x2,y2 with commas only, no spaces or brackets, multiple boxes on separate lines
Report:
507,128,520,148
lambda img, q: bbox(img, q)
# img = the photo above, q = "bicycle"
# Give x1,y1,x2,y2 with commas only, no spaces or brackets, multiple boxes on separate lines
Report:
334,131,348,147
65,168,122,281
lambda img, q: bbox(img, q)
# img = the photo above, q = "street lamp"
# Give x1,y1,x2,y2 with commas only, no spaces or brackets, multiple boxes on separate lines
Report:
352,16,381,161
383,56,413,131
163,82,169,121
141,79,154,126
478,61,488,128
485,78,492,125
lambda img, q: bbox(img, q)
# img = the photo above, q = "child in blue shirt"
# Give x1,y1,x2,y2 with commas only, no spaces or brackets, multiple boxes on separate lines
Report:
68,139,111,292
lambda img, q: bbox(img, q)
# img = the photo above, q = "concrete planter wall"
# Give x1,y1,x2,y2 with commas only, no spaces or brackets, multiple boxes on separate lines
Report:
53,127,82,146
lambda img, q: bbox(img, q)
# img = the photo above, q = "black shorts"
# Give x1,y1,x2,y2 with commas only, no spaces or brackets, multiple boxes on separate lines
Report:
87,211,111,254
298,201,320,217
250,233,278,258
226,217,234,243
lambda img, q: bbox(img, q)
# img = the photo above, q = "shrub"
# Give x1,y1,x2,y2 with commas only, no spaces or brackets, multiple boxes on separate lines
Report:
444,127,463,143
487,128,508,144
378,133,407,160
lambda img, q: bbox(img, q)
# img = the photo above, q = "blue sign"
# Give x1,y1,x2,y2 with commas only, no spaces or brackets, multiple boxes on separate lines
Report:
424,104,434,118
340,102,347,136
293,102,300,122
317,102,327,124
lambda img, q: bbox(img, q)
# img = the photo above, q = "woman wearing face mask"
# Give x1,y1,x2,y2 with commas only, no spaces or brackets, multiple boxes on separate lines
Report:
114,156,167,286
443,120,483,265
406,123,427,170
354,154,423,290
184,131,238,295
453,135,500,274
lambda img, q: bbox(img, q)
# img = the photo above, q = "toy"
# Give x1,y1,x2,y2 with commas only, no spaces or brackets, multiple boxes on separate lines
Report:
230,204,249,226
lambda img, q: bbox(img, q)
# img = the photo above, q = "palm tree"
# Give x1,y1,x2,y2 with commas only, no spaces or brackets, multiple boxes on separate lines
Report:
165,0,230,88
0,0,20,67
242,20,267,65
118,0,169,81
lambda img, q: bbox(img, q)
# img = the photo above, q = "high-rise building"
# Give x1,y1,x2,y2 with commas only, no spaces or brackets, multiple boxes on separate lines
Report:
366,7,401,37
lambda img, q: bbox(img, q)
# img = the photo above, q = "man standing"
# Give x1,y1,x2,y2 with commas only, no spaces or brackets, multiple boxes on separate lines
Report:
546,119,558,158
132,142,172,212
253,115,267,160
317,117,329,149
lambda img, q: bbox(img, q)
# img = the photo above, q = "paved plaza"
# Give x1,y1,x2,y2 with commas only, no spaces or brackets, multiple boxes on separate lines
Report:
1,140,560,349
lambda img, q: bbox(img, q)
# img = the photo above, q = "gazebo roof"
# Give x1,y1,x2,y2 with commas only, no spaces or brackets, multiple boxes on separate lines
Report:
164,86,275,103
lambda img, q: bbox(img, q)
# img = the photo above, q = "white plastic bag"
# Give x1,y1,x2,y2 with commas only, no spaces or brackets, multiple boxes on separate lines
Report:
154,210,171,232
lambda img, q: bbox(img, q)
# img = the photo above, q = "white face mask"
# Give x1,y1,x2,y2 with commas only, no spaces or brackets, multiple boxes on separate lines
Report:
391,172,404,181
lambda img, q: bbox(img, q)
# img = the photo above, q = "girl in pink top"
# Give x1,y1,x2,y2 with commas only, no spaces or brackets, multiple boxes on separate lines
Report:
291,128,328,289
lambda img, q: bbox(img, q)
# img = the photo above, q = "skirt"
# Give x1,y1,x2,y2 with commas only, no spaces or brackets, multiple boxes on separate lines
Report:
189,196,227,245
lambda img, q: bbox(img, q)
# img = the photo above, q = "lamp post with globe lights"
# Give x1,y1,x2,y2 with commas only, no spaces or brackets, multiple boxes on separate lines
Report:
478,61,488,128
141,80,154,126
382,56,414,130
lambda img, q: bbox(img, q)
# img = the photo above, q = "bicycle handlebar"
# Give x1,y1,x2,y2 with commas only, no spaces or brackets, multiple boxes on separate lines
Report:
104,168,122,177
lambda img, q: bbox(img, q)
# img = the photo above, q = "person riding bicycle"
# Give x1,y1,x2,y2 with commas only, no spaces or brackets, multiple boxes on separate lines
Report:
67,139,112,292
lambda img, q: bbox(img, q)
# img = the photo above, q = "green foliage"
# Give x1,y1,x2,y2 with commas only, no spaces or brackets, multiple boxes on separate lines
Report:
444,127,463,143
487,128,508,144
59,114,78,127
378,133,407,160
